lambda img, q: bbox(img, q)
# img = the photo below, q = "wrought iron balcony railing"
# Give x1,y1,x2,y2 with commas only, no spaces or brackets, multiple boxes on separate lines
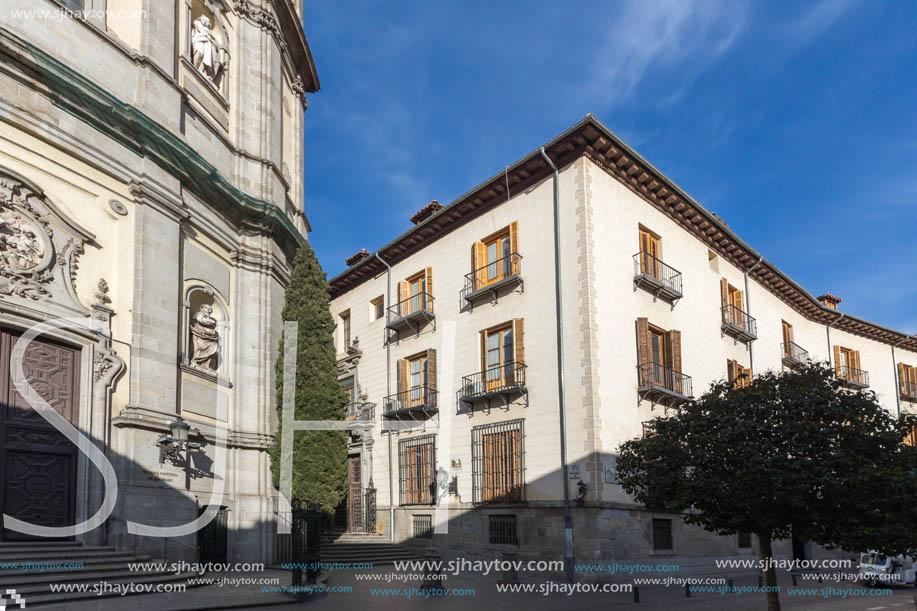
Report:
902,379,917,401
460,362,527,400
781,341,808,367
383,386,438,419
633,252,683,303
462,252,523,306
836,365,869,388
345,402,375,422
721,304,757,342
637,362,693,403
385,292,435,340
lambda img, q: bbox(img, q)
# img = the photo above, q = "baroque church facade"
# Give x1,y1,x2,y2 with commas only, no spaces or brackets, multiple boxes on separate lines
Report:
0,0,317,564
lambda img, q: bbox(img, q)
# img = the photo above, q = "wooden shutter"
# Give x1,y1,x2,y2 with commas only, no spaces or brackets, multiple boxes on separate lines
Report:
720,278,729,322
509,221,520,274
473,242,487,288
424,267,434,310
426,349,436,391
733,289,744,312
397,359,408,394
852,350,861,372
513,318,525,366
899,363,907,394
727,360,736,386
636,318,650,365
398,280,409,312
668,330,682,374
833,346,842,374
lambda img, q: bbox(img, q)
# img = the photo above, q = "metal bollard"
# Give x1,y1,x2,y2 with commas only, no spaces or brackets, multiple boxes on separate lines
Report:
758,571,763,588
685,583,691,598
791,573,797,586
420,548,444,594
727,578,733,592
633,586,639,603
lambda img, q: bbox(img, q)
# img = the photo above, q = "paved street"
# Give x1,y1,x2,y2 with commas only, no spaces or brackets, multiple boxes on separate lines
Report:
244,566,917,611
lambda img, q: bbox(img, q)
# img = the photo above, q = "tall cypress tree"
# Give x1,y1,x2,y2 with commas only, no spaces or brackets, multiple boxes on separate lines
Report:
269,241,347,511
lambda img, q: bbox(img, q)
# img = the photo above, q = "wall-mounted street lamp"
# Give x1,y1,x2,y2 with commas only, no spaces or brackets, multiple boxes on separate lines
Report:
156,416,203,464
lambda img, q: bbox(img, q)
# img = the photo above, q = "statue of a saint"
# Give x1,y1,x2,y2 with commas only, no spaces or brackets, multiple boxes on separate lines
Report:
191,15,228,83
190,304,220,371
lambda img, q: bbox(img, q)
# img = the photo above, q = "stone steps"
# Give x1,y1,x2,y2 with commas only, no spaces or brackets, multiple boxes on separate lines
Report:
0,541,199,607
318,532,422,566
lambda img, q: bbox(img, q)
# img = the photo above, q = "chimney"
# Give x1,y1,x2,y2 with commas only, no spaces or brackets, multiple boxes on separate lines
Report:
410,200,443,225
345,248,371,267
817,293,842,310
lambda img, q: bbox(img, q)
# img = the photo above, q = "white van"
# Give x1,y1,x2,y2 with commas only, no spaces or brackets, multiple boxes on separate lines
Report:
858,552,916,587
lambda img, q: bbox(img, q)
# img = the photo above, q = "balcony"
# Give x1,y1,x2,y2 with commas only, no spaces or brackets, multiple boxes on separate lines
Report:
383,386,438,420
836,366,869,389
385,292,435,342
721,304,757,343
345,402,375,435
461,252,523,309
637,362,693,407
633,252,683,306
781,341,809,368
902,380,917,402
458,362,528,413
345,401,375,421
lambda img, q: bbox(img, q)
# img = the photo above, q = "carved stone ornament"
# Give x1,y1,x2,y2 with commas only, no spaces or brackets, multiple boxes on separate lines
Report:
0,173,91,315
189,303,220,371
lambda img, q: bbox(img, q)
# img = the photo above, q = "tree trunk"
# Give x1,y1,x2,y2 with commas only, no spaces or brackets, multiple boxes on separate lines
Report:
759,532,781,611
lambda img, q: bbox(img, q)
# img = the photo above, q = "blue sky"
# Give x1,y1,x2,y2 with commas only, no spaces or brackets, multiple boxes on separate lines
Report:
301,0,917,333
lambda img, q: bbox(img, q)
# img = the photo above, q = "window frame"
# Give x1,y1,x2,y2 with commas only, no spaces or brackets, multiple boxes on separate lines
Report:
652,518,674,552
472,419,525,504
371,295,384,321
339,310,351,350
399,435,436,506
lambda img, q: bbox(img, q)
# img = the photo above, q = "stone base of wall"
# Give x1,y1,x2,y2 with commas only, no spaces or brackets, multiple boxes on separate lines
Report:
374,504,854,583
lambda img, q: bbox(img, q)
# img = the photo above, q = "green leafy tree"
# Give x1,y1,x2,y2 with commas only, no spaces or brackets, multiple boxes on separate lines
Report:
269,242,347,511
617,362,917,611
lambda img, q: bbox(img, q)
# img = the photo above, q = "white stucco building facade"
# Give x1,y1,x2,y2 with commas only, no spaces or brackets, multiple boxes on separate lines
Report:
328,115,917,572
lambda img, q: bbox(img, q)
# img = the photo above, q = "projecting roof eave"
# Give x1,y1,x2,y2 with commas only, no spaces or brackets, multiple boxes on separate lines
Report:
328,115,917,352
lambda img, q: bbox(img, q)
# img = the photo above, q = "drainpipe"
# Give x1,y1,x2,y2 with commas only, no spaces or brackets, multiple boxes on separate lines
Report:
744,256,764,374
826,312,845,368
539,147,573,583
375,252,395,542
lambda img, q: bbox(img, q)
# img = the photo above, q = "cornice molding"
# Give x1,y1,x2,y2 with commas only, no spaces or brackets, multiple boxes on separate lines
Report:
329,115,917,353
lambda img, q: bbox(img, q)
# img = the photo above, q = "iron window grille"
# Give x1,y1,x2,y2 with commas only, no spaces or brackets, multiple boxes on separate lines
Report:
471,419,524,504
489,515,518,545
399,435,436,506
413,514,433,539
652,518,673,551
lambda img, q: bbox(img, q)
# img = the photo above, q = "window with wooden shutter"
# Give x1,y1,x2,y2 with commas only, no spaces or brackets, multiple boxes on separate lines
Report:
425,267,434,309
482,323,515,391
905,424,917,447
636,319,684,392
835,346,862,383
728,360,750,389
639,226,661,280
472,419,524,504
721,278,744,325
782,321,793,358
405,352,429,408
399,435,435,505
471,223,520,291
899,363,917,398
397,280,410,316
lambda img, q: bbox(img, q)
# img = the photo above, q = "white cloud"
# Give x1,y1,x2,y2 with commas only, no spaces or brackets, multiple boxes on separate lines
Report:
588,0,749,109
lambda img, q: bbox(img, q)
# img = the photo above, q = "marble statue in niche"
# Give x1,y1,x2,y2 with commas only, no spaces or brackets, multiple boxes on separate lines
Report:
189,303,220,371
191,15,229,84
